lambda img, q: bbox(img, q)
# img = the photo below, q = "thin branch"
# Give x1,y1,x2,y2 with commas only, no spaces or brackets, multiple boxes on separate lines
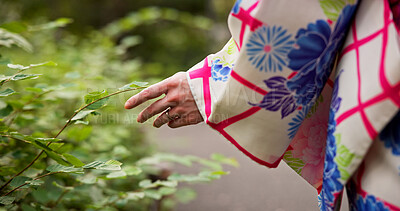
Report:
0,86,145,193
2,171,60,196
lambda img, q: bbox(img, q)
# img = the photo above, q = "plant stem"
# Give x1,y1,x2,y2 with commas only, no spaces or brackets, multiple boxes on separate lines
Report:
2,172,60,196
0,87,145,193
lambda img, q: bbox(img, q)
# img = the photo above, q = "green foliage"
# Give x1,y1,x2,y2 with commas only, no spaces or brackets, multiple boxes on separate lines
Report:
0,4,236,209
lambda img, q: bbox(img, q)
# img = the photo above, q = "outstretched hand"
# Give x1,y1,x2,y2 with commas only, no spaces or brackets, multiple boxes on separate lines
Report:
124,72,203,128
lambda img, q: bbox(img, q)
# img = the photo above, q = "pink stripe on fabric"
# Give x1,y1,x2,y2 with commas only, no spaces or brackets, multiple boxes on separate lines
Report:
380,1,400,108
189,57,212,119
208,122,282,168
352,22,378,139
231,1,262,47
209,106,261,130
337,82,400,125
231,70,268,95
340,28,384,60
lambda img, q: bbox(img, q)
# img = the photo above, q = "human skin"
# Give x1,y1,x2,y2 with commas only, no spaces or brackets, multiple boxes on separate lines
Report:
124,72,203,128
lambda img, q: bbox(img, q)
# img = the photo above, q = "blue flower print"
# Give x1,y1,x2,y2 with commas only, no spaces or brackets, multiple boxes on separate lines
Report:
379,111,400,156
287,106,309,139
246,25,295,72
232,0,242,14
319,71,344,211
211,59,233,82
347,180,390,211
286,5,357,106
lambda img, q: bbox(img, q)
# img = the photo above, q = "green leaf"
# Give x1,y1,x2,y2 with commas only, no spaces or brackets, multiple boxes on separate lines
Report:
106,170,127,179
138,179,153,188
71,110,96,121
35,137,62,142
105,159,122,166
144,189,161,200
0,88,15,97
7,61,56,71
0,196,15,205
46,164,83,173
0,104,13,117
11,74,41,81
83,160,122,171
62,153,85,167
29,18,73,31
84,90,109,110
0,22,28,33
124,166,142,176
31,141,70,166
6,64,24,70
0,28,33,52
126,192,145,201
158,187,176,196
9,176,31,188
118,81,149,91
27,180,44,186
52,181,74,191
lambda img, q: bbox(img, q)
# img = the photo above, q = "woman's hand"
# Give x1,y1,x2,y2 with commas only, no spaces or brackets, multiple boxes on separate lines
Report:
124,72,203,128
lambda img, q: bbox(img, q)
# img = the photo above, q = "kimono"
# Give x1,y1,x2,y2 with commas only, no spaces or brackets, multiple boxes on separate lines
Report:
186,0,400,210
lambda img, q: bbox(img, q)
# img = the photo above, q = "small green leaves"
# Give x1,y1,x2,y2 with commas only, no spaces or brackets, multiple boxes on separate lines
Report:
168,171,227,183
10,176,31,188
71,110,97,121
46,164,83,173
12,74,41,81
84,90,109,110
7,61,57,70
83,160,122,171
106,171,127,179
124,166,142,176
28,18,73,31
125,192,145,201
0,88,16,97
62,153,85,167
118,81,148,91
0,196,15,205
0,21,28,33
0,28,33,52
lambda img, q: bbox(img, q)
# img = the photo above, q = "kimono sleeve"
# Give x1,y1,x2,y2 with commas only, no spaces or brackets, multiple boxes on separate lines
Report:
186,0,358,170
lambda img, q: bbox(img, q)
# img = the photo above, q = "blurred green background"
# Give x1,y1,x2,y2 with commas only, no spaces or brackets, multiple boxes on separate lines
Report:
0,1,236,210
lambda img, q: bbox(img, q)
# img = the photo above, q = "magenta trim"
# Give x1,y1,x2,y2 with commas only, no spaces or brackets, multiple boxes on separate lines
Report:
208,121,282,168
189,57,212,118
231,70,268,95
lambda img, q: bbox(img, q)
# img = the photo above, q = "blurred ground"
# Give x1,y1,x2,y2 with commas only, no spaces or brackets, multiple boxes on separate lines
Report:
145,123,350,211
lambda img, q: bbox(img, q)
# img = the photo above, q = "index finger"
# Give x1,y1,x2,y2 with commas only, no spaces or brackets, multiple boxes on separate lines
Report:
124,80,168,109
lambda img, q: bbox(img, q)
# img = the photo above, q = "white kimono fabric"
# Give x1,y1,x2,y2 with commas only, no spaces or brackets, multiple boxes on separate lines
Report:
186,0,400,210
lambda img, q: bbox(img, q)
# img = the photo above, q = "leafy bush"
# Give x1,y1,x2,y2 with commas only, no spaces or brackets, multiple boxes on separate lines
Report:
0,10,237,211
